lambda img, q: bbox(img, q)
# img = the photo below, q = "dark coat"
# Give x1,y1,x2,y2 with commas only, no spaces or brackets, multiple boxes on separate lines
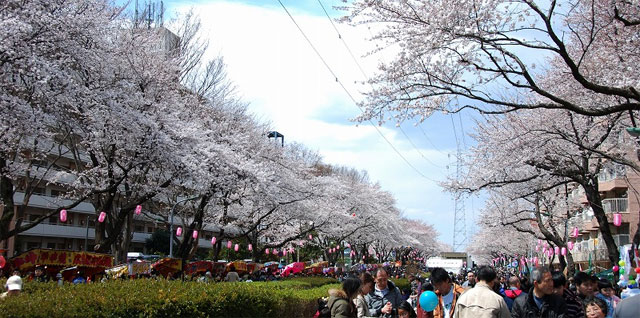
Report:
366,280,404,317
511,288,566,318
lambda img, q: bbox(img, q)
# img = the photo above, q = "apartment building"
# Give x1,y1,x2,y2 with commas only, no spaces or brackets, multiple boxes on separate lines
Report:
567,161,640,269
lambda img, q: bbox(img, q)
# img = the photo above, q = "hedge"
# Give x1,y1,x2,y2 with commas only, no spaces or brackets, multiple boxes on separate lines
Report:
0,278,340,318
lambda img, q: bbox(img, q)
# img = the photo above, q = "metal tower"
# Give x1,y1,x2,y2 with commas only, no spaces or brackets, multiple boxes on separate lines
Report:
451,116,467,252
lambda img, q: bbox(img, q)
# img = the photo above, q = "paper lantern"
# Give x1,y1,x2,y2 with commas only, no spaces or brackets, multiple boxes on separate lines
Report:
265,248,269,254
234,244,239,252
283,250,287,256
0,255,5,269
98,211,106,223
571,227,579,238
273,249,278,255
613,213,622,226
308,234,312,240
289,247,294,253
135,205,142,215
227,241,232,249
59,209,67,222
568,241,574,250
211,237,216,245
561,247,567,256
248,244,253,251
298,241,304,246
176,227,182,236
192,230,198,239
543,241,548,247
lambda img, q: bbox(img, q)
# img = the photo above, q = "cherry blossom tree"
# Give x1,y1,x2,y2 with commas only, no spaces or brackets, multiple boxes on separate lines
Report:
341,0,639,122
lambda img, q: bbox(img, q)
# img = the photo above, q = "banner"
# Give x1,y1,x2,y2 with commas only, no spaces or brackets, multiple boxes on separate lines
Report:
10,249,113,271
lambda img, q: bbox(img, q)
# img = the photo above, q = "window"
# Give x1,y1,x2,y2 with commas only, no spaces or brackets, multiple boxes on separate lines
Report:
31,187,46,195
49,216,58,225
135,225,144,232
147,226,154,233
88,220,95,227
47,243,56,249
57,243,65,250
51,189,66,197
26,242,40,250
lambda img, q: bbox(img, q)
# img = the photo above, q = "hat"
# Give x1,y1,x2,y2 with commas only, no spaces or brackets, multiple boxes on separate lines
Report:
5,275,22,291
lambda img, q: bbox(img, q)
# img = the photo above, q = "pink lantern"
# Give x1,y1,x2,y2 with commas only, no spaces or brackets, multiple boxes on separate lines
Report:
234,244,239,252
192,230,198,239
542,247,547,253
265,248,270,254
298,241,304,246
283,250,287,256
571,227,579,238
347,243,351,248
613,213,622,226
176,227,183,236
568,241,574,250
554,247,560,255
98,211,106,223
336,245,340,249
308,234,312,240
543,241,548,247
535,245,539,251
59,209,67,223
289,247,294,253
211,237,216,245
135,205,142,215
537,239,541,245
227,241,232,249
561,247,567,256
273,249,278,255
248,244,253,251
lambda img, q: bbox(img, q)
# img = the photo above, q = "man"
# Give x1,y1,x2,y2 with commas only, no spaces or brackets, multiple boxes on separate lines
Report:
462,271,476,288
551,270,584,318
33,266,49,282
511,266,566,318
573,271,595,301
224,265,240,282
453,266,510,318
366,267,404,317
422,267,466,318
1,275,22,299
613,292,640,318
504,276,525,300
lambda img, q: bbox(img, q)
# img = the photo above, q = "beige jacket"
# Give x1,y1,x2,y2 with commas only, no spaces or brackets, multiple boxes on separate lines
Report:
354,294,375,318
452,282,510,318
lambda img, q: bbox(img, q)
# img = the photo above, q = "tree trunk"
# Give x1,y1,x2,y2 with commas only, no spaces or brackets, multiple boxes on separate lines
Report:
584,179,620,266
0,158,15,245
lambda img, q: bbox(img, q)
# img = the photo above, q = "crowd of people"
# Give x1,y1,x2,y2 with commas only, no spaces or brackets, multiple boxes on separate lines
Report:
320,266,639,318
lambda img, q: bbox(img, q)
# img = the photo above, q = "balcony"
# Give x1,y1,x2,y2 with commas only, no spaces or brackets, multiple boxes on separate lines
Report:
602,198,628,214
14,192,95,214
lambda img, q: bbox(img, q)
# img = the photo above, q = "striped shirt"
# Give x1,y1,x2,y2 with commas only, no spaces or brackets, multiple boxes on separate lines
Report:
563,288,585,318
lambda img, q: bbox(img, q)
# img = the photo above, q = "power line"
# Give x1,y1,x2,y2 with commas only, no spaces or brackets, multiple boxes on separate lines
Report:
315,0,445,170
276,0,439,183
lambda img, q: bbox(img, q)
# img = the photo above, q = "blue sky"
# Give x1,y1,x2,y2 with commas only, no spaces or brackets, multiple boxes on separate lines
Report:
126,0,483,249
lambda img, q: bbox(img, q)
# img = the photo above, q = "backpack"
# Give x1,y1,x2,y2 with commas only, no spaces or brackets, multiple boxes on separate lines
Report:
314,297,332,318
504,289,522,299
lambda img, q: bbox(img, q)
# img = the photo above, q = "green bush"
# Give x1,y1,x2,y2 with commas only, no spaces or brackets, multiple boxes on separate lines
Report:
0,279,341,318
392,278,410,291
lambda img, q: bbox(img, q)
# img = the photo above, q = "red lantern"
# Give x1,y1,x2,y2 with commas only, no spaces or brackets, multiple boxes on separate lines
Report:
59,209,67,223
635,267,640,274
0,255,5,268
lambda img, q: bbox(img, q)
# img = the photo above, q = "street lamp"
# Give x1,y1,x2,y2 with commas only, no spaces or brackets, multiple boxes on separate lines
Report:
169,196,199,258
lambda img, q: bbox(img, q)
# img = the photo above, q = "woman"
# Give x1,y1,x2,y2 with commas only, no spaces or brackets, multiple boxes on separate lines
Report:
328,277,361,318
585,297,608,318
355,272,376,318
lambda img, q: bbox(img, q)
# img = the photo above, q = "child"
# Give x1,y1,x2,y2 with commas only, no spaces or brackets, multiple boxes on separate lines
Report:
594,278,620,318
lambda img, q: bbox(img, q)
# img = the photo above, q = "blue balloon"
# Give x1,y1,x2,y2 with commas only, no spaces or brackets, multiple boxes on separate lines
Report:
419,290,439,312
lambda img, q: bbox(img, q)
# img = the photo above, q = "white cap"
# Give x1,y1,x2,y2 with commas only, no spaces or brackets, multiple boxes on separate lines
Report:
5,275,22,291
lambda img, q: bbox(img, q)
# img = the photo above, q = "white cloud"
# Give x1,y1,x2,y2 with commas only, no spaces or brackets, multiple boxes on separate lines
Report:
170,1,463,245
